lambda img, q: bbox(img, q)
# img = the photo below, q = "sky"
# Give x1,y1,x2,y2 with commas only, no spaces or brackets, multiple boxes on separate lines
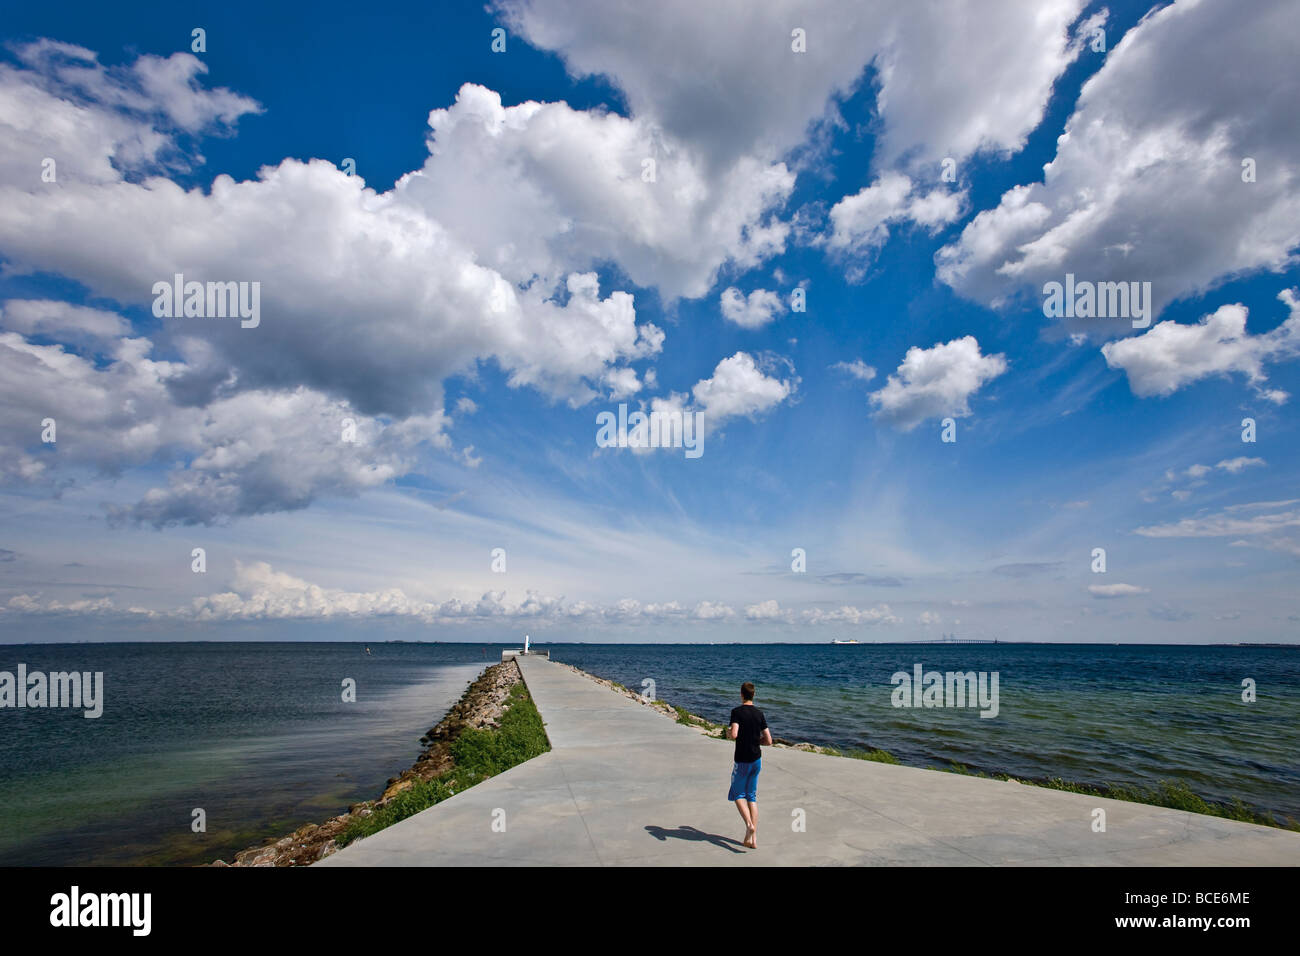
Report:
1,0,1297,644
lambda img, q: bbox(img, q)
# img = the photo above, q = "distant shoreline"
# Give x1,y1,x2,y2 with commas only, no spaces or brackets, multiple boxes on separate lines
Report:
5,639,1298,647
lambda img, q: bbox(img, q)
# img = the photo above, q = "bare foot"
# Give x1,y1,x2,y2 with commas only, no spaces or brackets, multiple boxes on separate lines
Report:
743,825,756,848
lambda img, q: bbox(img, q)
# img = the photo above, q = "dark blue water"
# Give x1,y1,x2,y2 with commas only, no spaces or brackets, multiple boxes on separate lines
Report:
0,642,496,866
2,642,1297,866
549,643,1300,823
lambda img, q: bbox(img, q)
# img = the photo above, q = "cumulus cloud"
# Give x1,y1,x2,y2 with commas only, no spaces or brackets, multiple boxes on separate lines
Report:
691,351,795,421
496,1,1093,276
938,0,1300,322
618,352,794,457
1,155,663,416
4,561,895,627
495,0,1089,172
827,172,964,271
1100,292,1300,402
2,52,673,425
831,359,877,383
869,336,1007,431
400,83,795,300
0,299,128,346
0,325,450,523
0,46,701,526
720,287,785,329
743,598,900,625
0,40,260,185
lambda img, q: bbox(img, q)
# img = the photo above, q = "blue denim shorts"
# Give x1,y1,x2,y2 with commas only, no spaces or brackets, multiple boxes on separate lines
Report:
727,758,761,801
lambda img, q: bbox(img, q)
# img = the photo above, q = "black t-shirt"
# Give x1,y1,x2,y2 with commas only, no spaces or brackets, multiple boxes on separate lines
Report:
730,704,768,763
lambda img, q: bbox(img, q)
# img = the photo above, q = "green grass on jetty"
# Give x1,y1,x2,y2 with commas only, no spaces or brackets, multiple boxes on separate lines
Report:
339,681,550,847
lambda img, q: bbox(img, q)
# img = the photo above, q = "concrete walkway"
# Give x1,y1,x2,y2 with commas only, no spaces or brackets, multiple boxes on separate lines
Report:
317,657,1300,866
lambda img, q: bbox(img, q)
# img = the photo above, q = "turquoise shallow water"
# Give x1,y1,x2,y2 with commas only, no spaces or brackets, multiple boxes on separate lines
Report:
1,641,1296,865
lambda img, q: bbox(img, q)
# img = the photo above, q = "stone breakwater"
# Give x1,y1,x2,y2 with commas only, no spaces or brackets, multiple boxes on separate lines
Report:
212,660,522,868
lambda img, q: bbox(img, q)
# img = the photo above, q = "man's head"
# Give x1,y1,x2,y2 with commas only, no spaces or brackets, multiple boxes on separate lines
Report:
741,681,755,702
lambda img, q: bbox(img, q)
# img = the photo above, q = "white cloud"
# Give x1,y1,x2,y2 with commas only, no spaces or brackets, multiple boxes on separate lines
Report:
869,336,1007,431
496,1,1091,277
0,326,452,524
1143,456,1269,503
495,0,1089,172
831,359,877,383
690,351,795,421
720,287,785,329
938,0,1300,321
801,604,900,626
1216,457,1265,474
1089,583,1150,598
692,601,737,621
4,560,895,627
621,352,794,457
1101,292,1300,402
0,40,259,187
827,172,964,268
1,54,673,429
1134,502,1300,539
742,598,899,626
400,83,795,300
1,151,664,415
0,299,128,344
604,366,643,399
1133,498,1300,557
744,599,784,620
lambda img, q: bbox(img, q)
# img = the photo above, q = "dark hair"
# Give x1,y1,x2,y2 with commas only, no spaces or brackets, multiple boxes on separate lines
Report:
741,682,755,701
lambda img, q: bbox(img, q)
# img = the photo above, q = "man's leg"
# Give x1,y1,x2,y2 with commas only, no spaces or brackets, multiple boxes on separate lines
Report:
747,801,758,847
735,798,755,846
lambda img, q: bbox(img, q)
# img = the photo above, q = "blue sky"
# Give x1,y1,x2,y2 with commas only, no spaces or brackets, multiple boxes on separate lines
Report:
1,0,1298,643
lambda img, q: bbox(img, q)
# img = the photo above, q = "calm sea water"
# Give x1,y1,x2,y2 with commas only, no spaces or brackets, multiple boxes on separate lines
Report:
0,642,493,866
1,642,1297,866
549,643,1300,822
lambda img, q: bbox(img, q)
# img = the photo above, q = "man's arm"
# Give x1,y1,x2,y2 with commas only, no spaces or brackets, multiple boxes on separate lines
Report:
761,728,773,746
728,722,740,740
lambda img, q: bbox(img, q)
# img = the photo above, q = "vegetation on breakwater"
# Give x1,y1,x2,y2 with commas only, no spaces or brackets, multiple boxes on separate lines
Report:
338,681,549,846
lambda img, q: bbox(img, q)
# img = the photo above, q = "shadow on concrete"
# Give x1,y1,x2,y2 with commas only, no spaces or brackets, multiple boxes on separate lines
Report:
645,825,746,853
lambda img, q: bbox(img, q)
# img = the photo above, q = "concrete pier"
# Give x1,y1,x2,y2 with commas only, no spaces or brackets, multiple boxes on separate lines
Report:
317,657,1300,866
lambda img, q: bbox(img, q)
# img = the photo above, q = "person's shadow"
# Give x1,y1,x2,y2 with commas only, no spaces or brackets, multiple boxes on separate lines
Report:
645,825,746,854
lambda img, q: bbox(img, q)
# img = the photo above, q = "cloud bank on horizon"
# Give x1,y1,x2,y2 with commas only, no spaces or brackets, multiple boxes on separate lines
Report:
1,0,1298,643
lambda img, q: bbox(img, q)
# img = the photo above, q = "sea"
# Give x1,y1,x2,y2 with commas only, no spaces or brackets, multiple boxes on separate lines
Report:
1,641,1296,865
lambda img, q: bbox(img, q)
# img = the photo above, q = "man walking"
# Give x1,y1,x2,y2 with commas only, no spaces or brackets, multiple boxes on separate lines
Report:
727,681,772,849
